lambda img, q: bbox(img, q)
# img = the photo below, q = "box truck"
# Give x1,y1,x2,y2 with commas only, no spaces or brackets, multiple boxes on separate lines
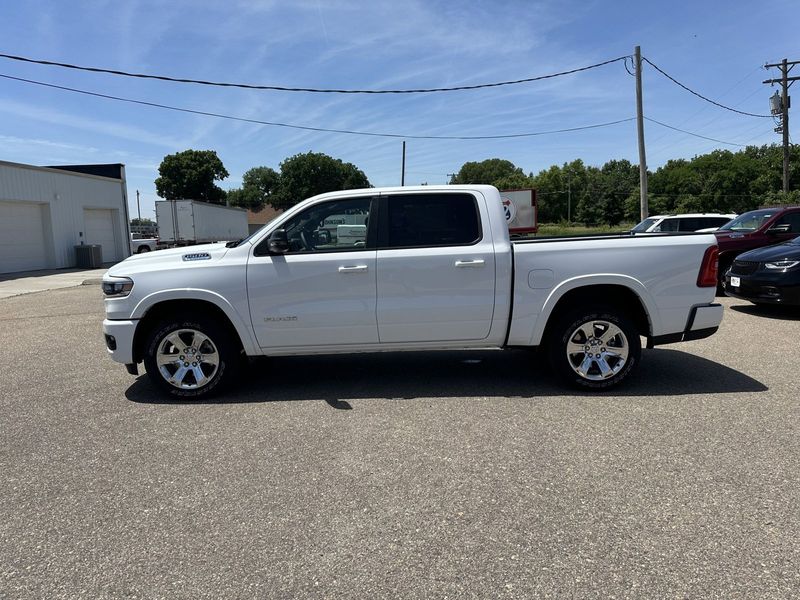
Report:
156,200,249,245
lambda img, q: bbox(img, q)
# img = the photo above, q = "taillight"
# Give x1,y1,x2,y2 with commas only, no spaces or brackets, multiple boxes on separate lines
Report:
697,245,719,287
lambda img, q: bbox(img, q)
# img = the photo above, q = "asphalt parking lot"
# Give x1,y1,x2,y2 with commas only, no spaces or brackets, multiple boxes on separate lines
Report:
1,285,798,599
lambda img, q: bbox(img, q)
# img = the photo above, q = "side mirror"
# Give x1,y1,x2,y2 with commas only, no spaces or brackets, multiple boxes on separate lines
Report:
767,224,790,235
268,229,289,254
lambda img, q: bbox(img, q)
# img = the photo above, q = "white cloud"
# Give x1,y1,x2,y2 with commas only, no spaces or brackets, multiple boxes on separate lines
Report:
0,99,186,148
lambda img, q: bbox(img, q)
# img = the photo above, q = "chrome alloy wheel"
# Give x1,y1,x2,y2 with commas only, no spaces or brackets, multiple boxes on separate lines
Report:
156,328,220,389
565,319,630,381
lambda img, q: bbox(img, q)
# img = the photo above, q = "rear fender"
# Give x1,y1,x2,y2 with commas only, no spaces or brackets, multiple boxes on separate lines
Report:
529,274,659,346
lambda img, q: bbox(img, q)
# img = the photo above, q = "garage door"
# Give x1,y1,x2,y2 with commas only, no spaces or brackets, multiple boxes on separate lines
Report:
84,209,118,263
0,201,48,273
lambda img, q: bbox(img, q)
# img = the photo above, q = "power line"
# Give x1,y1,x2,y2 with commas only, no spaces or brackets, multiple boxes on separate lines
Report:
0,51,629,94
647,66,765,148
644,117,750,147
643,57,771,118
0,72,635,140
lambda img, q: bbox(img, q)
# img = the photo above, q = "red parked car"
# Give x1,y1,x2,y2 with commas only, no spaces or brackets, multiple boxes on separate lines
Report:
715,206,800,283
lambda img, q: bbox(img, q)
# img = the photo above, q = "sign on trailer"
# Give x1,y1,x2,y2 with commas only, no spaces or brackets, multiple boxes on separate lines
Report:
500,189,537,234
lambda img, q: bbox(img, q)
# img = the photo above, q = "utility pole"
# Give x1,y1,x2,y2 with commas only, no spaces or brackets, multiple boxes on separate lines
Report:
567,176,572,223
634,45,648,219
401,141,406,186
136,189,141,221
764,59,799,193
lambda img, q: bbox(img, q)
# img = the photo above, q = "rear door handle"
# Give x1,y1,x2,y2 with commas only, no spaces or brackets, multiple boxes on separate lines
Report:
338,265,368,273
455,259,485,267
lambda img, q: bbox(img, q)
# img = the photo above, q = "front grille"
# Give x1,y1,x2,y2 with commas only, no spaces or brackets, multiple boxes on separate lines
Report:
731,260,759,275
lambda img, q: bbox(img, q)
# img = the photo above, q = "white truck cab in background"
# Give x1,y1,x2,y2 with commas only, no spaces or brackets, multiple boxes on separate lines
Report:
103,186,722,399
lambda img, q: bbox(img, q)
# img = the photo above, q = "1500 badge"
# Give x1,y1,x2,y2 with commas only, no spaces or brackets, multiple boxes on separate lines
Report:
182,252,211,261
264,316,298,322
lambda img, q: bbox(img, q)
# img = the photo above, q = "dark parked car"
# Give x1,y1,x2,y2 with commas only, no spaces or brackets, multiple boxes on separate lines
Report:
724,235,800,305
715,206,800,283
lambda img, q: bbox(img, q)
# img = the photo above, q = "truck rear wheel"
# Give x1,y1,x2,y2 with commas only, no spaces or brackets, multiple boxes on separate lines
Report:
143,314,240,399
137,246,151,253
548,307,640,390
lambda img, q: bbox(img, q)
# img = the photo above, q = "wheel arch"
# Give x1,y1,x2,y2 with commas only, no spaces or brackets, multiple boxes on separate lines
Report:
131,291,258,363
532,276,656,347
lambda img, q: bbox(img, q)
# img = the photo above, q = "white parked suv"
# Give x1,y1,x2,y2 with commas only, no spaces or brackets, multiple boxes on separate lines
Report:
103,186,723,398
631,213,736,234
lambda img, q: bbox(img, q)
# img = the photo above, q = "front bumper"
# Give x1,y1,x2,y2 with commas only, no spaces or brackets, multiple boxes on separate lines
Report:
648,303,723,347
102,319,137,364
724,272,800,305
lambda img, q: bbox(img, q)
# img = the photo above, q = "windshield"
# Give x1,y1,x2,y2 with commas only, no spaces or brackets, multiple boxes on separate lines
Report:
226,213,284,247
718,209,776,232
631,217,659,233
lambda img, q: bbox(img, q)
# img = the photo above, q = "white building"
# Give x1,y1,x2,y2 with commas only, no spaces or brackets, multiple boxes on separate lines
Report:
0,160,131,274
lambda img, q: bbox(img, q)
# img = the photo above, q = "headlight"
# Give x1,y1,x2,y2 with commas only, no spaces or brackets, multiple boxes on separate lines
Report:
764,260,800,270
102,277,134,297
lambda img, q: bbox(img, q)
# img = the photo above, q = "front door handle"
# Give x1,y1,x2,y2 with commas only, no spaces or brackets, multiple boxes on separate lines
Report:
338,265,368,273
455,259,485,267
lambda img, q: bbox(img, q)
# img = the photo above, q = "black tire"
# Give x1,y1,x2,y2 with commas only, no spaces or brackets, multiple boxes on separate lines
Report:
138,246,151,253
143,313,241,399
548,306,641,390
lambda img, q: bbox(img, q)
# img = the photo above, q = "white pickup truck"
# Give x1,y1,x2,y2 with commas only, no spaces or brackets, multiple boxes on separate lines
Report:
102,185,722,398
129,233,159,254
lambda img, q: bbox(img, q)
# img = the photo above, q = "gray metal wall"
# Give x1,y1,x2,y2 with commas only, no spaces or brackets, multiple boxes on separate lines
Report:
0,161,131,269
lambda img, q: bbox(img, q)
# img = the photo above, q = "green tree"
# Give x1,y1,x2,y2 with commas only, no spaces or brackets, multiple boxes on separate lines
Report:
575,165,604,225
598,159,638,225
493,172,535,191
450,158,525,185
155,149,229,204
761,190,800,206
130,218,155,226
271,152,370,211
532,164,568,222
644,144,800,217
227,166,280,211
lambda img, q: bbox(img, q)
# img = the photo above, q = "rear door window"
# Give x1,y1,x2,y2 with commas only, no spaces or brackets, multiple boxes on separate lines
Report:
678,218,702,231
657,218,679,232
380,193,481,248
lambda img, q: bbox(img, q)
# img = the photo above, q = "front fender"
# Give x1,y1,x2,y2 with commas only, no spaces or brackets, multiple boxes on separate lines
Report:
131,289,259,356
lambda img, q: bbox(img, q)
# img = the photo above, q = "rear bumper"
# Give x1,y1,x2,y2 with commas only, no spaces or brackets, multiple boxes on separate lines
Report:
648,303,723,347
102,319,137,364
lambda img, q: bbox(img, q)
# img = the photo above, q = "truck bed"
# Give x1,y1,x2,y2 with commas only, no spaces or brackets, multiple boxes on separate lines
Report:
507,231,719,346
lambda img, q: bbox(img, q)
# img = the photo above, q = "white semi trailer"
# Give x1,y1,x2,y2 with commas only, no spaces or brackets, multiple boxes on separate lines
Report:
156,200,249,246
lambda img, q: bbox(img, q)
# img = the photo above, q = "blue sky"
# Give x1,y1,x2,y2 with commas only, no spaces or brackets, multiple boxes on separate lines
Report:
1,0,797,219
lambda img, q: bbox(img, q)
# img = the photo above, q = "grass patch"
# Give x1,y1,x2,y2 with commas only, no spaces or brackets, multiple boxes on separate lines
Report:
533,222,634,237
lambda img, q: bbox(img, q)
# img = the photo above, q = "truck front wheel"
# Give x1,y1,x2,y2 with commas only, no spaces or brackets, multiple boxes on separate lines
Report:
548,307,641,390
143,315,240,399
